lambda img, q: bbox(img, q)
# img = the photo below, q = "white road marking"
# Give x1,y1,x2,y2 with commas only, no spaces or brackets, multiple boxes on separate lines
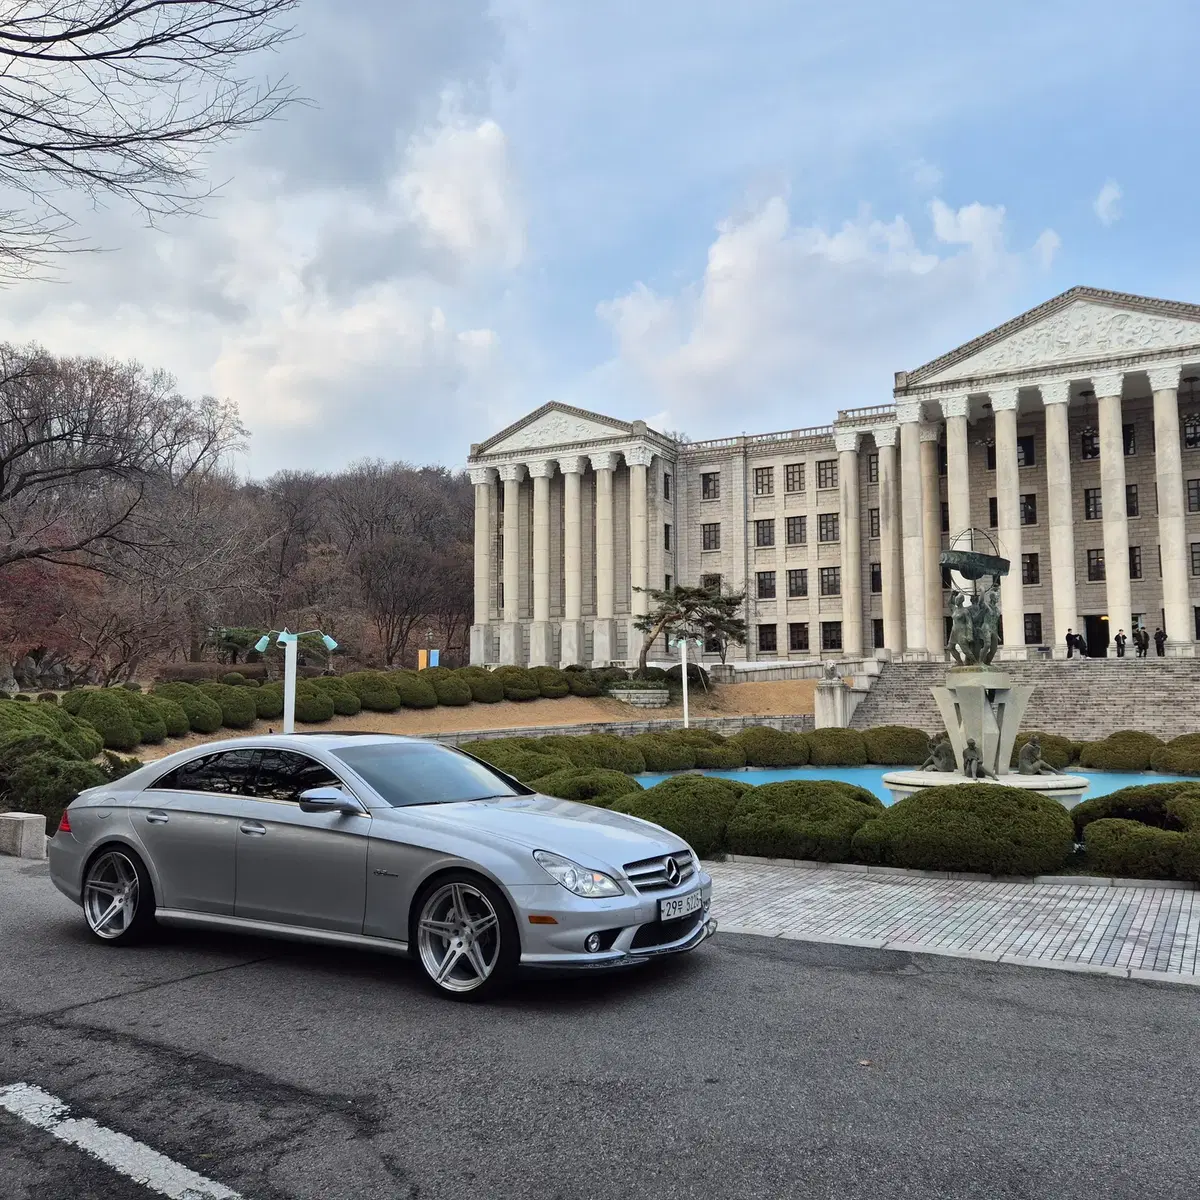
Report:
0,1082,242,1200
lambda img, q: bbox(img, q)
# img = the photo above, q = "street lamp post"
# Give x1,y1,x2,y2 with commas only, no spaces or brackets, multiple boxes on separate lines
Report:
253,629,338,734
672,635,702,729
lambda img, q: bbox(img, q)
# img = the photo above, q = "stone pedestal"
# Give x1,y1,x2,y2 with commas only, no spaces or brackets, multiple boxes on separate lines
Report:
881,771,1089,809
559,620,584,669
528,621,554,668
931,669,1033,778
469,624,492,666
498,623,522,666
0,812,46,859
815,679,859,728
591,618,617,667
1167,642,1198,658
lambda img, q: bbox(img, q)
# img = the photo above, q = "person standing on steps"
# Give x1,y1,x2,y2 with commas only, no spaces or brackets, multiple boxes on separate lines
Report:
1065,628,1075,658
1114,629,1127,657
1136,626,1149,657
1155,627,1167,657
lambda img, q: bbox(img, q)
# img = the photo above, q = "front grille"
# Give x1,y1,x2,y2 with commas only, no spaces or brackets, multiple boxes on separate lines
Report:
623,851,695,894
630,910,705,950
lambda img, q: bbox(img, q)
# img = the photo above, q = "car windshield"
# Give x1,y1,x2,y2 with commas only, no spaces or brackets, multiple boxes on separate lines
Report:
330,742,525,807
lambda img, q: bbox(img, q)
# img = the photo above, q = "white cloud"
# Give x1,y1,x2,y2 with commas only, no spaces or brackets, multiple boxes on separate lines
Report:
909,158,944,192
594,195,1059,436
1033,229,1062,269
1094,180,1122,226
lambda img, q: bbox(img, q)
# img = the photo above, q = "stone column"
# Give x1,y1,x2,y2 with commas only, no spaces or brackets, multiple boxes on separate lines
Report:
1041,380,1079,657
559,457,585,666
1150,365,1195,654
1095,371,1132,643
626,446,653,659
590,452,618,665
896,401,928,655
919,423,944,656
941,393,971,537
992,387,1026,657
874,425,904,653
498,463,525,664
528,459,555,667
468,466,495,665
835,430,862,658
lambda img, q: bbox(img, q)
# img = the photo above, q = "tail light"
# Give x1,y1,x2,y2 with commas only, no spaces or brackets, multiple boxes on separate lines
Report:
57,811,71,834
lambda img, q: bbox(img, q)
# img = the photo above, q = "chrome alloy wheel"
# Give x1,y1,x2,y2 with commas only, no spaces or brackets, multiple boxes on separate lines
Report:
416,881,502,994
83,850,141,940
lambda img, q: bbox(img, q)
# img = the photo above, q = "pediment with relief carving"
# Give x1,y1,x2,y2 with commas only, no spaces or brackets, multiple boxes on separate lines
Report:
478,403,632,455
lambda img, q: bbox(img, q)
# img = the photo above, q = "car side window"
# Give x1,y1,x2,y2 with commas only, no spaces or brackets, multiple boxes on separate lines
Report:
254,750,343,803
150,749,261,796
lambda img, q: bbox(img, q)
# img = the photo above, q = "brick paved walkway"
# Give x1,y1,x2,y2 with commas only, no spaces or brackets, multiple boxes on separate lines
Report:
710,861,1200,984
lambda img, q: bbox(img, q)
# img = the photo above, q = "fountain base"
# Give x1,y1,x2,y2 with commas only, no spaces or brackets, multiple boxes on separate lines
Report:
881,770,1089,809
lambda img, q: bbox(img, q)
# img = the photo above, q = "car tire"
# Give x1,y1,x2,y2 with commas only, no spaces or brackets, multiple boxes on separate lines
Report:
411,871,519,1001
81,846,157,945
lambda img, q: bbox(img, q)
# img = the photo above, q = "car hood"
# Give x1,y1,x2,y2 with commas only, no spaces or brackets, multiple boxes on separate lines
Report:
375,794,686,869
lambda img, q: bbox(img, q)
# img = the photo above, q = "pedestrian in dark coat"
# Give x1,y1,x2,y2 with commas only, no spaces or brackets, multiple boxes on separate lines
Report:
1114,629,1127,657
1137,627,1149,657
1155,627,1167,656
1065,629,1075,658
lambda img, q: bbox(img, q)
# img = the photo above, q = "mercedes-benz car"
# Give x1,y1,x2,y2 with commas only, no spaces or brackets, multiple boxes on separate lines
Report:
48,733,716,999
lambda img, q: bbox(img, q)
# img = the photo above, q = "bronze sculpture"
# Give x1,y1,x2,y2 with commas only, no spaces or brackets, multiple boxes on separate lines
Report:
1017,737,1061,776
961,737,995,779
920,731,957,772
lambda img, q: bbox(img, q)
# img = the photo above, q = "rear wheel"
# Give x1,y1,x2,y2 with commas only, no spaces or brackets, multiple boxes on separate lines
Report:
82,847,156,944
412,873,519,1001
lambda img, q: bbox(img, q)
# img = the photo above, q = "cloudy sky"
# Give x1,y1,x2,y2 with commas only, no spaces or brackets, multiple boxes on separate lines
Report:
2,0,1198,476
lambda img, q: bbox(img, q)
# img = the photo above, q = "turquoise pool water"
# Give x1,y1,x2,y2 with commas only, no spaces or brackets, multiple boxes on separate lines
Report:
636,766,1182,804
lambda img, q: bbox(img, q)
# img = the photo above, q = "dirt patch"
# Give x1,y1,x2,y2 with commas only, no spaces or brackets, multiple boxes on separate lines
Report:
131,679,817,762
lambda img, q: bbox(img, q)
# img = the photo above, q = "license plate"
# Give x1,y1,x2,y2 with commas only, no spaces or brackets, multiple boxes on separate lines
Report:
660,890,703,921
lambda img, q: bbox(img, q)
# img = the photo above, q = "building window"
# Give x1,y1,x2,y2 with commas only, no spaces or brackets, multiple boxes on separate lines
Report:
663,473,671,500
702,522,721,551
1024,613,1043,645
665,574,672,590
497,582,504,610
819,566,841,596
1123,423,1137,456
816,459,838,489
866,452,878,484
701,472,720,500
754,467,774,496
868,507,880,539
821,621,843,651
941,565,953,590
1193,544,1200,576
941,501,949,533
787,568,808,597
663,523,671,551
988,497,998,528
1088,549,1106,581
755,518,775,547
1185,417,1200,449
818,512,840,542
1158,545,1162,576
1020,494,1037,525
1081,431,1100,460
1129,546,1142,580
870,562,882,594
789,622,809,652
785,462,805,492
757,624,777,653
1022,553,1040,585
1125,483,1138,518
1084,487,1102,520
756,570,776,599
785,515,807,544
873,618,885,649
937,443,947,476
986,444,996,471
1189,480,1200,513
1017,435,1036,468
700,573,722,592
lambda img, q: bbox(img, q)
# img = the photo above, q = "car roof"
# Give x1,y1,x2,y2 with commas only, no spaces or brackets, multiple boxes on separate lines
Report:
158,732,437,759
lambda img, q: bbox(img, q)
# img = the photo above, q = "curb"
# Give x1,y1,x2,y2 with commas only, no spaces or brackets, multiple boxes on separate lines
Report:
716,925,1200,987
724,854,1199,891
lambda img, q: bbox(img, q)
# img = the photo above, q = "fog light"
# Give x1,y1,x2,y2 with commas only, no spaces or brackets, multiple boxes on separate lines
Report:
584,933,602,953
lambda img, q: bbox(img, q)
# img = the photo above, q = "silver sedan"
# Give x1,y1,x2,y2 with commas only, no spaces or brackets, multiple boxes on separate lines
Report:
48,733,716,999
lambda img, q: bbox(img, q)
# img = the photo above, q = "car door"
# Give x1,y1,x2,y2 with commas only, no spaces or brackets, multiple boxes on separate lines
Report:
233,749,371,934
135,749,260,915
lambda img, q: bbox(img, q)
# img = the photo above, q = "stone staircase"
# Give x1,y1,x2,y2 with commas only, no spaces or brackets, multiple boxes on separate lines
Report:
849,658,1200,740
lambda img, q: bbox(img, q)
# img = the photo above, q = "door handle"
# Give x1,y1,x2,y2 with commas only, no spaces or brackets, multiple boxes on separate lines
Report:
239,821,267,836
145,811,169,825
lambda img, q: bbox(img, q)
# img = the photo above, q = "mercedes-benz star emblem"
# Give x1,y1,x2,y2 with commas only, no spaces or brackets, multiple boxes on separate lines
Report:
664,857,681,886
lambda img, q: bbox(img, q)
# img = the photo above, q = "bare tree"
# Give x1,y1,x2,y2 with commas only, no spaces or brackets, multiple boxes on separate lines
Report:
0,0,298,276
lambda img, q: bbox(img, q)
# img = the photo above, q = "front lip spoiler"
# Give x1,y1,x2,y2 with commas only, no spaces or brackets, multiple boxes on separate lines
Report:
520,917,718,972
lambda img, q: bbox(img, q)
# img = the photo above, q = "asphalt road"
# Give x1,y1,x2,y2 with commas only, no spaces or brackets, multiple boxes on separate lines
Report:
2,856,1198,1200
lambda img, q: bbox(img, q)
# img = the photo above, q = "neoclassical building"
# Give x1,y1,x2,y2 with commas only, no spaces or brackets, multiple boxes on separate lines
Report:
467,287,1200,666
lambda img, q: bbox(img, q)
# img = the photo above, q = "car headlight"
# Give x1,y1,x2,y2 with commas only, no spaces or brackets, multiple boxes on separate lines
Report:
533,850,623,898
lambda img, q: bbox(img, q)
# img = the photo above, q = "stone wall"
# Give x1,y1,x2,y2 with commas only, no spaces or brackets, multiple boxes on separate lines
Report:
426,713,815,746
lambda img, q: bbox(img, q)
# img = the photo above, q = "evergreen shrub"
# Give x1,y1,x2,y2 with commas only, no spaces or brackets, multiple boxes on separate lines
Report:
37,692,59,705
309,676,363,716
4,752,107,831
808,728,869,767
1077,730,1165,772
862,726,931,766
389,671,439,709
491,666,541,701
458,668,504,703
530,666,570,698
1149,733,1200,775
151,682,223,734
147,695,190,737
343,671,401,712
75,690,140,751
627,733,696,772
731,726,810,767
196,682,257,729
253,685,285,721
727,780,881,861
611,777,746,858
293,684,335,723
528,767,640,807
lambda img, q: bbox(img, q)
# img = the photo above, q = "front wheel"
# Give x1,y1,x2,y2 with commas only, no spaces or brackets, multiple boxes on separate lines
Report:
412,873,519,1000
82,847,156,944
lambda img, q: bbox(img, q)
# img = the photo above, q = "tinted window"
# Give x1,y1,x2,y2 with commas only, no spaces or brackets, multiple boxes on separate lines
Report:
152,749,260,795
332,743,525,807
255,750,343,803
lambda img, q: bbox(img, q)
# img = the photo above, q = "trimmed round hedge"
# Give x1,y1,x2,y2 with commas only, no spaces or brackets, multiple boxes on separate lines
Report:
390,671,438,709
492,666,541,701
428,672,472,706
611,776,747,858
0,729,81,772
726,780,881,862
566,671,602,697
458,668,504,703
309,676,363,716
1077,730,1164,772
462,739,574,782
528,767,639,807
253,685,286,720
294,684,335,723
627,733,696,772
808,727,868,767
343,671,401,712
151,682,223,735
197,682,258,729
530,666,570,698
851,783,1074,876
1070,780,1200,837
731,726,809,767
4,752,107,831
1149,733,1200,776
1078,786,1200,882
74,690,140,752
861,726,931,767
148,695,190,737
0,701,103,760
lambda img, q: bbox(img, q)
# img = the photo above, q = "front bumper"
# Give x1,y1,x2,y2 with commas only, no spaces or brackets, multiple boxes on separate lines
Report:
521,916,718,972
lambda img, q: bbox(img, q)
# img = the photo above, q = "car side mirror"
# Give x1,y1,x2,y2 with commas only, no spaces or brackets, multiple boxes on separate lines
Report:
298,787,363,815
